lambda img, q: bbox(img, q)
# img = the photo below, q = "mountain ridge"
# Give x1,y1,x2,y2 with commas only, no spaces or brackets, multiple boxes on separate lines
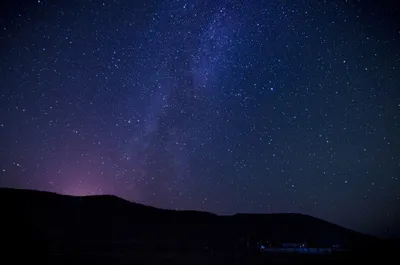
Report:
1,186,397,264
0,187,369,233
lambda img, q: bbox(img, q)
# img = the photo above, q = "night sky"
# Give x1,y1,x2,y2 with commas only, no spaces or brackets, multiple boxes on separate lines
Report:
1,0,399,238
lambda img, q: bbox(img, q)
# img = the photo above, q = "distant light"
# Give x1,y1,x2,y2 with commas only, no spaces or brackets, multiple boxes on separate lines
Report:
270,87,274,91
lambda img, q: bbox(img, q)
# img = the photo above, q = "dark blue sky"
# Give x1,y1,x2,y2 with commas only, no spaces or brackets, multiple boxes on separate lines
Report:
1,0,399,238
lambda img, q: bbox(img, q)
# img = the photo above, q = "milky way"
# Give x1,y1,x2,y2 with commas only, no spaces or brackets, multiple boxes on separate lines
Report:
0,0,399,238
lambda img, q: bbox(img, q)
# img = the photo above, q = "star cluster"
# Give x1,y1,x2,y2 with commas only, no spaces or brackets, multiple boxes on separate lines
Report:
0,0,399,238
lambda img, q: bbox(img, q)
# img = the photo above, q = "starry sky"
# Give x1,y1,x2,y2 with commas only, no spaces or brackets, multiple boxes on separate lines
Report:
1,0,400,238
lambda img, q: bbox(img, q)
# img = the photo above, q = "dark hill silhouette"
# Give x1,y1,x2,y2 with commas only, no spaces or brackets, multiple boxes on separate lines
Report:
0,187,397,264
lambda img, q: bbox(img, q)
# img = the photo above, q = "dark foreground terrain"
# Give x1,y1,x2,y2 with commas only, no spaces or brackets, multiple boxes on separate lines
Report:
0,188,398,264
